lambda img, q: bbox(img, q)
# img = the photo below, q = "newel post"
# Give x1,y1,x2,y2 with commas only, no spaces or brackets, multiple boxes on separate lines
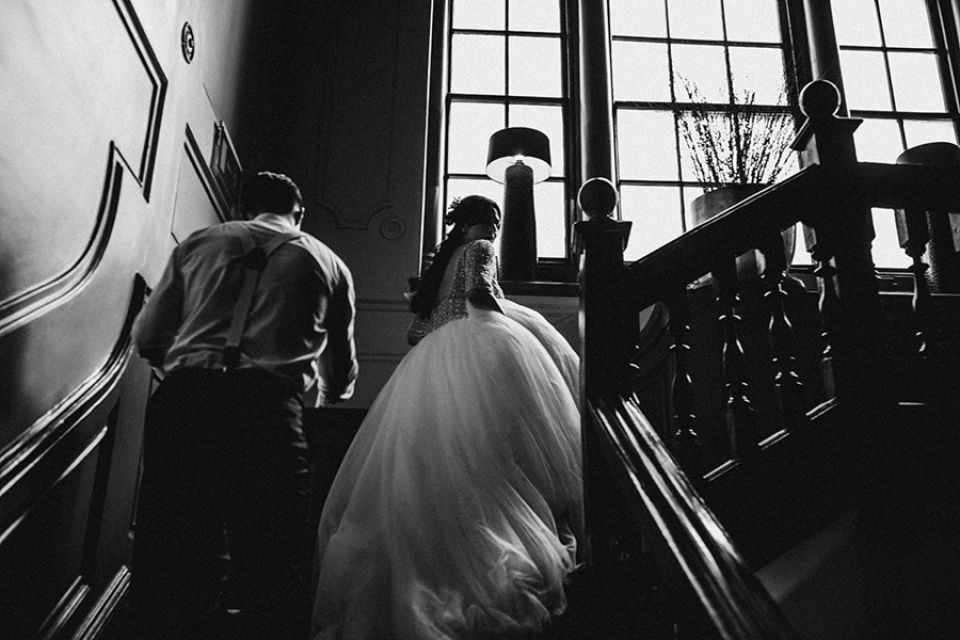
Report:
576,178,633,402
792,79,888,413
575,177,632,565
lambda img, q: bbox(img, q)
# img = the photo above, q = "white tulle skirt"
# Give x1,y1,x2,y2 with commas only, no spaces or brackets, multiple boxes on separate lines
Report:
311,300,583,640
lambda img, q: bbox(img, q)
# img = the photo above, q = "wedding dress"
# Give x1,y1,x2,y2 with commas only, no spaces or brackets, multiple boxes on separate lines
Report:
311,239,582,640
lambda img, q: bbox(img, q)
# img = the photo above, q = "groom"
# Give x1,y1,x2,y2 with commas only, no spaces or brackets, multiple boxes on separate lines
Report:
129,171,358,640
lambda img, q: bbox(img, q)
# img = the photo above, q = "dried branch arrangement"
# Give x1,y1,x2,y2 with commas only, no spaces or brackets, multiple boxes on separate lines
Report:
676,78,797,192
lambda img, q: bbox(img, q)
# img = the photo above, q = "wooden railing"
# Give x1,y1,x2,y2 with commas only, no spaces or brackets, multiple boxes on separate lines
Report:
590,394,800,640
575,79,960,636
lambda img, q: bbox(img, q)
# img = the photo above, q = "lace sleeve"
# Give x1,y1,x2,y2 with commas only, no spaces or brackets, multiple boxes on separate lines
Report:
407,315,432,346
463,240,500,297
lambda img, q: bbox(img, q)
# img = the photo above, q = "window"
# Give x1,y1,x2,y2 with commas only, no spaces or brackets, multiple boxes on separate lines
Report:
443,0,570,262
610,0,797,261
832,0,959,267
435,0,960,274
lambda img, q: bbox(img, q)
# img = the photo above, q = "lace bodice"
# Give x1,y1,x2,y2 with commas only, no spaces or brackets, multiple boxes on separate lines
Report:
407,240,503,344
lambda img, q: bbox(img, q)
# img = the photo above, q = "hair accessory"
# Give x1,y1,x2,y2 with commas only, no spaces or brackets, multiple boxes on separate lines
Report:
444,197,462,224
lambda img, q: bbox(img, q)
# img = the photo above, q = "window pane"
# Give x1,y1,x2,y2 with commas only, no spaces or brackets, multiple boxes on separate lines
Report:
889,52,945,112
677,114,703,182
451,34,505,95
839,50,891,111
452,0,505,30
832,0,882,46
669,0,724,41
872,209,910,267
853,118,903,162
612,41,671,103
725,0,781,43
509,0,560,33
446,177,503,207
673,44,729,103
448,102,505,174
879,0,933,48
792,223,814,265
610,0,667,37
903,119,958,148
535,181,567,257
509,36,562,97
617,110,679,181
620,185,684,261
509,104,566,177
617,110,678,180
728,46,788,105
676,108,795,184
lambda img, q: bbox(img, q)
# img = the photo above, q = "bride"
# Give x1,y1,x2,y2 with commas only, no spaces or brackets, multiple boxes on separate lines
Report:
310,195,582,639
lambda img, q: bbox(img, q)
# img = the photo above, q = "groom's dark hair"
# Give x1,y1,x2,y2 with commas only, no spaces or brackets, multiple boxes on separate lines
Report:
239,171,303,219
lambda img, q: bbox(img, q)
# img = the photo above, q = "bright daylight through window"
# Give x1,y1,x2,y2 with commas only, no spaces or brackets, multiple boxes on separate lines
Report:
441,0,959,272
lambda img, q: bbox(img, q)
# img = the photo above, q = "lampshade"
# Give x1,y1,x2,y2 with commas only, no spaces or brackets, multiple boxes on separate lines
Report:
485,128,552,183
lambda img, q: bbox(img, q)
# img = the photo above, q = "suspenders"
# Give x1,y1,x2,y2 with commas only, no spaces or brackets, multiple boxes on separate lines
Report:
222,227,302,370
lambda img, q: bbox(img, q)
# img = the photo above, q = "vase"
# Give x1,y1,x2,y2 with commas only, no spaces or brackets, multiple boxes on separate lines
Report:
691,184,796,283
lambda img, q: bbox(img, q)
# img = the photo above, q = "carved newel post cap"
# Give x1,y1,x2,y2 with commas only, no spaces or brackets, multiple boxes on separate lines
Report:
800,79,841,118
577,177,619,221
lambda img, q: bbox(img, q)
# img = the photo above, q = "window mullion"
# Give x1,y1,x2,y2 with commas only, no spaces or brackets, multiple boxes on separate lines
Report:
929,0,960,114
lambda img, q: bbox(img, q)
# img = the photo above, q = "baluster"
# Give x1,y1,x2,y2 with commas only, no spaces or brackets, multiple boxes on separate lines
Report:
800,220,840,402
895,205,940,361
893,142,960,366
713,255,759,461
811,250,839,400
760,230,806,433
665,287,701,475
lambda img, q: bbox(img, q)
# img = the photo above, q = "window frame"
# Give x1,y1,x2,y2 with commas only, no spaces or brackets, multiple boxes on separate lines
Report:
427,0,581,282
610,0,804,262
829,0,960,269
424,0,960,281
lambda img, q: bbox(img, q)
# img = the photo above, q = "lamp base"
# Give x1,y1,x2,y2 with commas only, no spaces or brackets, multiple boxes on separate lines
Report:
499,162,537,281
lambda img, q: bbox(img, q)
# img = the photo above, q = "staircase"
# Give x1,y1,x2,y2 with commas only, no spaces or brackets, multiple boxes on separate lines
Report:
567,79,960,639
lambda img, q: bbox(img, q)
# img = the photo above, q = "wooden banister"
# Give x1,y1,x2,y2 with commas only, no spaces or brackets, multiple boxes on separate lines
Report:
575,78,960,634
622,166,820,312
589,395,801,640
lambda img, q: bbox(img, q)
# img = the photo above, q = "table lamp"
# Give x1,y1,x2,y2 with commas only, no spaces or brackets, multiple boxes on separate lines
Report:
486,127,552,280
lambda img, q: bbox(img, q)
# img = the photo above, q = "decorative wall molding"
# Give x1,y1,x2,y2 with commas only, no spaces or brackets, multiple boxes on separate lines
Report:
210,122,243,218
112,0,167,199
379,215,407,241
181,123,233,226
0,0,165,337
0,147,124,340
312,0,402,230
0,275,146,543
181,22,196,65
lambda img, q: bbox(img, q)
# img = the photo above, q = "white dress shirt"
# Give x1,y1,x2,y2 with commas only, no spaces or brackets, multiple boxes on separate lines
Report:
133,213,358,405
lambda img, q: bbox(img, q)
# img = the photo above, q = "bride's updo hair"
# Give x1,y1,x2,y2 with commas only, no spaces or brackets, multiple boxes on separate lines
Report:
409,195,500,318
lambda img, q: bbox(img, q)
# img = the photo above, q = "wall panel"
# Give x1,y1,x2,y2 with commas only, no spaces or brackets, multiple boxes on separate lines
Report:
1,1,170,637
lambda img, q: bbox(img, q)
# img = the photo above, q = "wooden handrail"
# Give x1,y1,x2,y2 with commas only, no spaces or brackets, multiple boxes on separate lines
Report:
621,160,960,315
847,162,960,211
589,394,800,640
623,165,820,312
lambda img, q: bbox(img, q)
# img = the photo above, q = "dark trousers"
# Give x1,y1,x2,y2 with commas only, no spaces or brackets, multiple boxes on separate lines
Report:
130,368,311,640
